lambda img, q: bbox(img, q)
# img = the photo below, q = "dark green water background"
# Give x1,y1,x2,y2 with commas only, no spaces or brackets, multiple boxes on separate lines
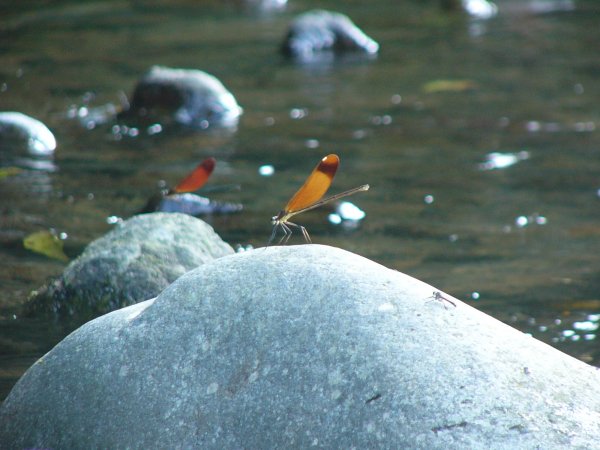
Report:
1,0,599,400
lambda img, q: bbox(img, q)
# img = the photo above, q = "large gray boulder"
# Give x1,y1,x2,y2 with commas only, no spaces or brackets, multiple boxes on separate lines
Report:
118,65,242,129
26,212,233,318
4,245,600,448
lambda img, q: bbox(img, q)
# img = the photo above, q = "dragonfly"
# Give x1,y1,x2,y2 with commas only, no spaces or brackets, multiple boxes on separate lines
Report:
270,154,369,244
167,157,216,195
426,291,457,309
139,157,217,214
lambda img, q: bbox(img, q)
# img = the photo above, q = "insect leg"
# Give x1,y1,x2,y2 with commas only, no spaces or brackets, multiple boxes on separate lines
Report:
279,223,292,244
268,224,280,246
284,221,312,244
299,225,312,243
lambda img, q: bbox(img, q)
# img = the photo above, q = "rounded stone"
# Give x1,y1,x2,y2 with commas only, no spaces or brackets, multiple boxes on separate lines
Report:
282,10,379,60
0,111,56,154
118,65,242,129
26,212,233,318
4,245,600,448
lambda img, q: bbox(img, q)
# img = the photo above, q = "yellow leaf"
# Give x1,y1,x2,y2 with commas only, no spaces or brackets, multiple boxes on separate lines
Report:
23,230,69,262
570,300,600,310
0,167,22,179
423,79,477,93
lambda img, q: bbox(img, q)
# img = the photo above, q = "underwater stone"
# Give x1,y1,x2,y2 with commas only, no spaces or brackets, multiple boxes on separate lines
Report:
118,66,242,129
282,10,379,60
141,192,243,216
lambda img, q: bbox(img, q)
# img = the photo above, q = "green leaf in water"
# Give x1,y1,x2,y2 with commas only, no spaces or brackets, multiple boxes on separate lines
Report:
0,167,23,179
23,230,69,262
423,79,477,93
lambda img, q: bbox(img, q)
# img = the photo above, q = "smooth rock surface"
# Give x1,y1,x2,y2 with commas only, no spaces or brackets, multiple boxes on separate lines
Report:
0,111,56,154
282,9,379,60
26,213,233,317
4,245,600,449
118,65,242,128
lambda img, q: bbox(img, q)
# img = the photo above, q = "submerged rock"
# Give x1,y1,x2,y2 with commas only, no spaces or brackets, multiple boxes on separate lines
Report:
441,0,575,17
25,213,233,318
460,0,498,18
4,245,600,448
0,111,56,154
282,10,379,60
118,66,242,129
141,192,243,216
242,0,287,12
138,157,242,217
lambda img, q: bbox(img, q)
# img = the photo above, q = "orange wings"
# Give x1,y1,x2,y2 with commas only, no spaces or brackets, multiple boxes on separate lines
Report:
171,157,216,194
284,154,339,213
269,153,369,244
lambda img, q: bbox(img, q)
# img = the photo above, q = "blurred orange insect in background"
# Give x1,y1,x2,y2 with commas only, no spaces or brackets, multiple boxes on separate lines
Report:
168,157,216,195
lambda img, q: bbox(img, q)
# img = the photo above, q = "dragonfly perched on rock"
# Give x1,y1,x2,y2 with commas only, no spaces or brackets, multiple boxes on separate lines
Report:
140,157,242,216
270,154,369,244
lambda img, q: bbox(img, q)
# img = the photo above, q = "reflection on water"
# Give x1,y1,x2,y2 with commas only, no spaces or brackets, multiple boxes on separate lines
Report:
1,0,600,400
478,150,529,170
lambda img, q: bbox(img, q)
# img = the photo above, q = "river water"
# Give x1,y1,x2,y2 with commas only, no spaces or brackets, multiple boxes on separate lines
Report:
1,0,599,400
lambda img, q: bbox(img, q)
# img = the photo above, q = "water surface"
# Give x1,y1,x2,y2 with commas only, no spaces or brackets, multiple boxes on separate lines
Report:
1,0,600,400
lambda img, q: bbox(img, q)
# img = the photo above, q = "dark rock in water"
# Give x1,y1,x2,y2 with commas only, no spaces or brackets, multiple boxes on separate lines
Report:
25,213,233,319
141,192,243,216
282,9,379,60
4,245,600,448
118,66,242,129
0,111,56,154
